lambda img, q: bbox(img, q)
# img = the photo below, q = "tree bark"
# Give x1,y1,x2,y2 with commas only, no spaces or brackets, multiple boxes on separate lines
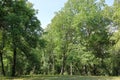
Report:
52,55,55,75
70,62,73,75
0,52,5,76
84,65,88,75
0,30,6,76
60,52,66,75
11,46,17,77
93,64,97,75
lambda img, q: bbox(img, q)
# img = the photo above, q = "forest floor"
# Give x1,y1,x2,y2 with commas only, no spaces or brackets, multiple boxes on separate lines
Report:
1,75,120,80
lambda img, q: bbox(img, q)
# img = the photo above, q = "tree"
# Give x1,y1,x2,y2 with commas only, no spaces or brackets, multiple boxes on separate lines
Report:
43,0,112,75
0,29,6,76
0,0,8,76
109,0,120,76
0,0,42,76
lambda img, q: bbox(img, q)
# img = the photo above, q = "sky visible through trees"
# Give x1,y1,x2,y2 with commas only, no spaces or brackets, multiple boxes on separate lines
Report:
28,0,114,28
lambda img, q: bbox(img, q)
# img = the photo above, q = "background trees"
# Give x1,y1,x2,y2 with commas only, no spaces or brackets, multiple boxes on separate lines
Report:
110,0,120,76
42,0,120,76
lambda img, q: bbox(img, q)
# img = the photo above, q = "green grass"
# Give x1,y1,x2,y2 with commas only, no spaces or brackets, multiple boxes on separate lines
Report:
1,75,120,80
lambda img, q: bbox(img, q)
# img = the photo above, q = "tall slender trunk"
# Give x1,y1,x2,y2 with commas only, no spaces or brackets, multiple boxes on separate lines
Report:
70,62,73,75
93,64,97,75
0,52,5,76
75,63,81,75
60,52,66,75
0,30,6,76
84,65,87,75
52,55,55,75
11,45,17,77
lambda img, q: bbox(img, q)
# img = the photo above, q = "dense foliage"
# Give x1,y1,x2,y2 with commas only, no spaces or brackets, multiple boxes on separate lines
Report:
0,0,120,77
0,0,42,76
42,0,120,76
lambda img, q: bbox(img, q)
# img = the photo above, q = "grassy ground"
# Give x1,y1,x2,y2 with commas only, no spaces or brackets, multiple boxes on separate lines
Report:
1,75,120,80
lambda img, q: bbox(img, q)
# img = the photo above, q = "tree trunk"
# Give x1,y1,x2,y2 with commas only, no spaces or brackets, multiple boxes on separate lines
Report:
84,65,88,75
60,53,66,75
75,63,81,75
11,46,17,77
0,52,5,76
112,67,119,76
0,30,6,76
52,55,55,75
93,64,97,75
70,62,73,75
